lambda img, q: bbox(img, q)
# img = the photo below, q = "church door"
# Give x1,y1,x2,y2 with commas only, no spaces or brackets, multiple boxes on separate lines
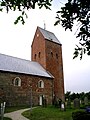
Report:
39,95,43,105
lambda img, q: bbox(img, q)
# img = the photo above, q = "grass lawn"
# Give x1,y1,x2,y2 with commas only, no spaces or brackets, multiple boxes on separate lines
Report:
3,117,12,120
22,106,75,120
5,106,28,113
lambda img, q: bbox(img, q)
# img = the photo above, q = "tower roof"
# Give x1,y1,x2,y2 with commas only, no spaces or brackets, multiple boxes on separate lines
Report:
38,27,61,45
0,53,53,78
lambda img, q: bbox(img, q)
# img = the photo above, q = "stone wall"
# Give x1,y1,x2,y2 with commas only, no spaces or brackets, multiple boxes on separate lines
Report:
0,71,53,106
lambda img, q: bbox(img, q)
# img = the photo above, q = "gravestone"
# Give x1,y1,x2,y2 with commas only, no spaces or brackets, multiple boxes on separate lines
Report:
61,101,65,111
84,97,88,106
73,98,80,109
80,99,84,105
58,98,62,109
0,102,6,120
67,99,71,109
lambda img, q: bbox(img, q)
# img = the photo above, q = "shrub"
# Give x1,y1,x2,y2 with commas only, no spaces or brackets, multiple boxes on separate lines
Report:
72,110,90,120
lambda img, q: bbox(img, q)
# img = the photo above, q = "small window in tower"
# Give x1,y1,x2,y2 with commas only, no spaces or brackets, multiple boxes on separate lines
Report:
35,54,37,59
51,52,53,57
37,34,39,37
56,53,58,59
38,52,41,58
60,66,63,71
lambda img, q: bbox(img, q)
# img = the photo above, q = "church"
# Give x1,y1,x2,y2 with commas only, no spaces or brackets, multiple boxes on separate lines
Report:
0,26,65,106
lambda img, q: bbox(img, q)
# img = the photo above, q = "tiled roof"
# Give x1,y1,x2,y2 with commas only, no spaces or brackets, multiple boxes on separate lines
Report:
0,53,53,78
38,27,61,45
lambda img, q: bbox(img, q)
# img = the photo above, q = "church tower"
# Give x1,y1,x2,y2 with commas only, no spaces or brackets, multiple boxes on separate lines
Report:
31,27,65,101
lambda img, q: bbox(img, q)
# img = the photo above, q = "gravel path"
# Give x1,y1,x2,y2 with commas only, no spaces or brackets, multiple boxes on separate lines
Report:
4,108,30,120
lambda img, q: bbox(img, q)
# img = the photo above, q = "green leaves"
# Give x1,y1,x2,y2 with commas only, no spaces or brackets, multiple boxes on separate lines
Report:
54,20,60,26
0,1,3,12
0,0,52,24
55,0,90,59
54,14,60,26
14,16,25,25
37,0,52,9
14,11,28,25
73,46,79,59
0,8,3,12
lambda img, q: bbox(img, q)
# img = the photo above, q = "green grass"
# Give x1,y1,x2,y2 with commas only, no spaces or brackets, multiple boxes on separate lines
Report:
3,117,12,120
22,106,75,120
5,106,28,113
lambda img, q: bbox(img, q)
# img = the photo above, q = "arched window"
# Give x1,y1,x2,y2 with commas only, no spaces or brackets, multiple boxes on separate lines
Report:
13,77,21,86
38,80,44,88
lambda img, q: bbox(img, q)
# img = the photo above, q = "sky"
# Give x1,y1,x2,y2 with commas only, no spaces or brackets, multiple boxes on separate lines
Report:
0,0,90,93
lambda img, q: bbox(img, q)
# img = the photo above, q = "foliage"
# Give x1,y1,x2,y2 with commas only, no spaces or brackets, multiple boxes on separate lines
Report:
65,92,79,101
55,0,90,59
65,91,90,101
65,91,71,100
72,110,90,120
0,0,52,24
22,106,73,120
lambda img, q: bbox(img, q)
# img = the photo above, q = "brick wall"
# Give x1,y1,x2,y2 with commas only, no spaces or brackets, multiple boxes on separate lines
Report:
31,28,46,69
31,27,65,101
45,40,65,101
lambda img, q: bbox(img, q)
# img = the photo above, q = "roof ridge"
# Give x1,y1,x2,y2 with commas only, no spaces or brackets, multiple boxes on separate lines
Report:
0,53,31,62
38,26,54,34
37,26,61,45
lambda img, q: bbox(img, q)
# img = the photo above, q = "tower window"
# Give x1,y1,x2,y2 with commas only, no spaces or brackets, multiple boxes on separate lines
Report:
51,52,53,57
37,34,39,37
13,77,21,86
56,53,58,59
34,54,37,59
38,80,44,88
38,52,41,58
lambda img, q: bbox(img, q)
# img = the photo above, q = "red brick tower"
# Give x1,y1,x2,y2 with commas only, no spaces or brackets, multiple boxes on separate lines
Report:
31,27,65,101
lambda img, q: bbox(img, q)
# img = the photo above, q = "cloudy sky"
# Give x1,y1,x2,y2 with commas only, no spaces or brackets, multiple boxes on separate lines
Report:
0,0,90,93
